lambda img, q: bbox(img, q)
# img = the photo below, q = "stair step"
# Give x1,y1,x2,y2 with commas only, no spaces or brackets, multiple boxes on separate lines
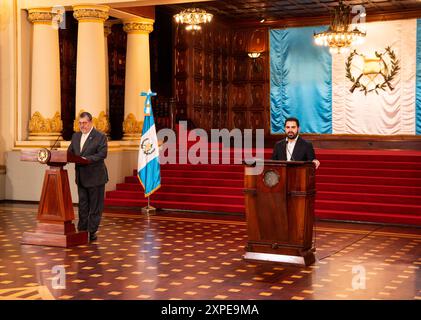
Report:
317,153,421,163
160,170,244,179
316,183,421,196
316,200,421,216
315,209,421,226
104,198,245,213
320,160,421,170
317,168,421,178
317,191,421,205
106,190,244,205
317,175,421,187
125,176,243,187
162,164,243,172
116,183,244,195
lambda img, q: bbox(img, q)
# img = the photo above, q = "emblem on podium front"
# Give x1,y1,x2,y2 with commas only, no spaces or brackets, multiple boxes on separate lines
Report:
37,148,51,164
263,170,280,188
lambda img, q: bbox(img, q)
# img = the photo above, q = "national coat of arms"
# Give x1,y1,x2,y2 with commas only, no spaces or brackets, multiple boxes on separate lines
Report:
345,46,400,95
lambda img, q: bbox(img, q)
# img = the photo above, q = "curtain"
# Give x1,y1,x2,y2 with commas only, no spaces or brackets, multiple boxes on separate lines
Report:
270,27,332,134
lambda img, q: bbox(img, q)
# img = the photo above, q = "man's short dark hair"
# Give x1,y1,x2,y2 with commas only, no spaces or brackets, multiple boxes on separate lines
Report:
80,112,92,121
284,117,299,127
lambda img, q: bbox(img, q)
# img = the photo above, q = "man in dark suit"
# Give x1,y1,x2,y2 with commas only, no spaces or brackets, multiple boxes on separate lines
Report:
272,117,320,169
68,112,108,241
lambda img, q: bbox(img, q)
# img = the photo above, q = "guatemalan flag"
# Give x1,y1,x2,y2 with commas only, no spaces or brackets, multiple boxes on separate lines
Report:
270,19,421,135
138,90,161,197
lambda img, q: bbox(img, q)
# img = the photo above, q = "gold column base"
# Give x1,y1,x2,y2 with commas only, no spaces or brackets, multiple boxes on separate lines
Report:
122,133,142,141
123,113,143,139
28,133,62,141
28,111,63,139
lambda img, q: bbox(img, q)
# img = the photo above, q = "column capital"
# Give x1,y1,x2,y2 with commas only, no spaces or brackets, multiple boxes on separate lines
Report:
123,18,154,34
73,4,109,23
27,8,58,24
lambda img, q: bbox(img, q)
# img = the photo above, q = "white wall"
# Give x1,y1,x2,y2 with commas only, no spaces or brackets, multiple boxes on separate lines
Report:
5,150,138,202
0,0,17,167
0,169,5,200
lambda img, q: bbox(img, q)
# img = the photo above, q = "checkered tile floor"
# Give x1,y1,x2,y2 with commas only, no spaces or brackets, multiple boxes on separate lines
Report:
0,204,420,300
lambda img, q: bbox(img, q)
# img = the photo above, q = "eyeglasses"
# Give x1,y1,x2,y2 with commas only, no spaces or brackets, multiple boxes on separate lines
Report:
79,121,90,125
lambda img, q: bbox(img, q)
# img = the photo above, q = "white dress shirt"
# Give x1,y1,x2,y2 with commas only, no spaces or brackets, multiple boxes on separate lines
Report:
286,135,299,161
80,127,93,152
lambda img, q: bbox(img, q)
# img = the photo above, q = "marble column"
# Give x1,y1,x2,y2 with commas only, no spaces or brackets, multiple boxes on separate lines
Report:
73,4,110,133
122,18,154,140
27,8,62,141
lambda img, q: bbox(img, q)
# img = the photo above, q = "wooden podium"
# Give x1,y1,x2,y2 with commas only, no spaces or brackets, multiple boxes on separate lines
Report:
20,149,89,247
243,160,316,266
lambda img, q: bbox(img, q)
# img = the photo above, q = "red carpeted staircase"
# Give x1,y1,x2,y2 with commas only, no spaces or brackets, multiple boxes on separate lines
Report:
105,147,421,226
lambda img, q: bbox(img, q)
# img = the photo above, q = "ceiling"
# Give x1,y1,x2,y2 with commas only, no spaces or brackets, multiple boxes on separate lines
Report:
121,0,421,24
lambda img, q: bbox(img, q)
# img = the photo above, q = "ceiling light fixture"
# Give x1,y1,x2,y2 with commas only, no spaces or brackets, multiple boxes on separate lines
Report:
174,8,213,31
313,0,366,54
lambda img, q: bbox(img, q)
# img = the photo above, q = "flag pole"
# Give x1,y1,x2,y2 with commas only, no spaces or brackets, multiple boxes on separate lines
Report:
142,195,156,215
139,89,160,216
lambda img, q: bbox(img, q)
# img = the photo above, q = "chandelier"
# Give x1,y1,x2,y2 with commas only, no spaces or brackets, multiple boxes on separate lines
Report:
313,0,366,54
174,8,213,31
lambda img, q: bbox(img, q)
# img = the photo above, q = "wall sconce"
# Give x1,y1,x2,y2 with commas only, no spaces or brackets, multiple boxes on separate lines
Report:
248,52,262,74
248,52,261,59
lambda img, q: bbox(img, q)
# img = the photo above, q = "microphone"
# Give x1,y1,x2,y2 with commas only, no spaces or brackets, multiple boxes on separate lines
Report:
286,139,295,161
50,134,62,150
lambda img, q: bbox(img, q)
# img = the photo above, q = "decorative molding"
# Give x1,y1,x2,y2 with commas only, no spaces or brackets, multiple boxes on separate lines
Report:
73,5,109,23
123,113,143,134
27,8,57,24
73,110,110,134
29,111,63,134
123,20,154,34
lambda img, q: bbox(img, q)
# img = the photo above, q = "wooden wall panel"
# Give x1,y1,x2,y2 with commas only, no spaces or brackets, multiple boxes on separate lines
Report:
175,79,187,105
204,52,213,79
193,49,203,78
204,81,212,107
232,30,247,54
232,110,246,130
251,84,264,107
174,24,269,135
107,24,127,140
232,57,248,81
194,79,203,105
59,12,78,141
175,50,188,77
231,85,247,108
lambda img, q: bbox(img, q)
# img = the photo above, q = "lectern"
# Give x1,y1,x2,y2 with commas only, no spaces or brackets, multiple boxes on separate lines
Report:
243,160,316,266
20,149,89,247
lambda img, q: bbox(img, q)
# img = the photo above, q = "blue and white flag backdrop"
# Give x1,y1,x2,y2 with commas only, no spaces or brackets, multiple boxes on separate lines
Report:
270,19,421,135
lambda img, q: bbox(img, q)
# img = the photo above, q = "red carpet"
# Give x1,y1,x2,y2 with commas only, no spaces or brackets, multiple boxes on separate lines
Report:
105,148,421,226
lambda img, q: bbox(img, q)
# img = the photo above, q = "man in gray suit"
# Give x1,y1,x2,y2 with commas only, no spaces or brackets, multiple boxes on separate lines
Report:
68,112,108,241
